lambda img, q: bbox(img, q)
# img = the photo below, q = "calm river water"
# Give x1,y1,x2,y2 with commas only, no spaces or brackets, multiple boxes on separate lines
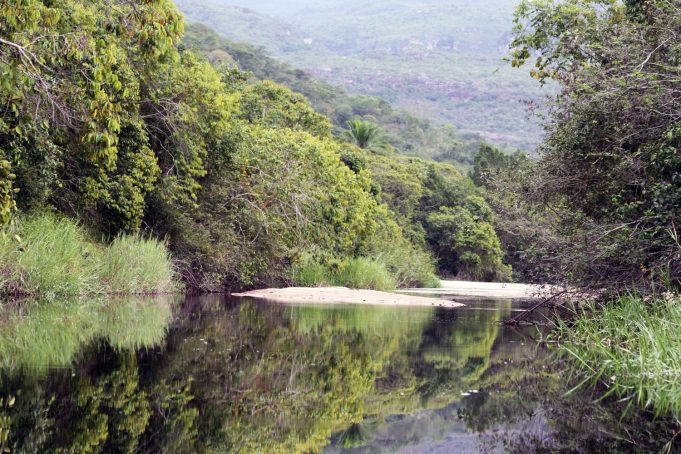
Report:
0,294,660,452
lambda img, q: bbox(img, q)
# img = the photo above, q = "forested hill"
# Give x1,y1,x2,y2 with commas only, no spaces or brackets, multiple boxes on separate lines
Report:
174,0,547,152
182,24,485,166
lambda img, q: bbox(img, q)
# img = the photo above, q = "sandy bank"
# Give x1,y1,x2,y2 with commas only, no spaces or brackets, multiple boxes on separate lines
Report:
232,287,464,308
398,280,556,299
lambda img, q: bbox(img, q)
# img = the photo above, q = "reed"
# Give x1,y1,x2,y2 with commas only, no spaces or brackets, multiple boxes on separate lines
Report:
558,293,681,418
0,213,176,299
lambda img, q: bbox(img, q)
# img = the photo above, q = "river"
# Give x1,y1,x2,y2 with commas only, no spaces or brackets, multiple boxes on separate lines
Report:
0,293,661,452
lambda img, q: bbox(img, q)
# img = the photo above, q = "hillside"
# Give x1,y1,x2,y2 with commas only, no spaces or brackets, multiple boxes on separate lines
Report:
183,24,485,165
174,0,548,151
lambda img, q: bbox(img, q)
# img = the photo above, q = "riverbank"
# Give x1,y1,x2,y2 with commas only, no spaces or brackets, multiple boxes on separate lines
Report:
233,287,464,307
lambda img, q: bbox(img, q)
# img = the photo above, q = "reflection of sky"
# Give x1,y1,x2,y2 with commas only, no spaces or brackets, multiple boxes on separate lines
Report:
326,388,552,454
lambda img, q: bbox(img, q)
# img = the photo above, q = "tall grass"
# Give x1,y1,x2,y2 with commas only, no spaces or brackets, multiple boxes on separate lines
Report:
373,242,441,289
100,235,175,295
0,214,101,297
558,293,681,418
334,258,396,291
294,261,330,288
291,239,441,291
0,213,176,298
293,257,397,291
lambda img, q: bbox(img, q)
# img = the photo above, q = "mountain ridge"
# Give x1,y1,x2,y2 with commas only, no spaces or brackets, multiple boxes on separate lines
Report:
174,0,547,151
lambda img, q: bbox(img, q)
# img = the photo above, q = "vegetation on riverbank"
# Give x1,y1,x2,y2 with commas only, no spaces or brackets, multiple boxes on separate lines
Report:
0,0,512,297
500,0,681,433
293,258,397,291
558,294,681,419
0,214,175,298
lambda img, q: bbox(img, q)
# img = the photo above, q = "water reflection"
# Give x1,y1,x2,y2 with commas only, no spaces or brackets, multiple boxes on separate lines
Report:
0,296,672,453
0,296,175,373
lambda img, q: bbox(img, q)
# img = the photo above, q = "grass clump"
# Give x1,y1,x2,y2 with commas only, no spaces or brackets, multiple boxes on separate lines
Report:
558,293,681,418
0,213,176,298
335,258,397,291
373,241,441,289
0,214,100,297
293,257,396,291
291,238,441,291
294,261,331,287
101,235,175,295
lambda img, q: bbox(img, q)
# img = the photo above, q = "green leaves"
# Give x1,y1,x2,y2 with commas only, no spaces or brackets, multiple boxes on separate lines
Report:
507,0,681,289
0,160,16,226
426,206,510,281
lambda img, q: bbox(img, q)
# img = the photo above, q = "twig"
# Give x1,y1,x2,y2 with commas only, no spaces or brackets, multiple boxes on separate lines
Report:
503,290,569,325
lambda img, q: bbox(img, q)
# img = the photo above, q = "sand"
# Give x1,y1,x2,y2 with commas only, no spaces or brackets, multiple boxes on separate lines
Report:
232,287,464,308
398,280,555,299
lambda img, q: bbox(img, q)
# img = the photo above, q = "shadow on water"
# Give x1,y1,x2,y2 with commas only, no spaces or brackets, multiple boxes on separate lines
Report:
0,294,674,453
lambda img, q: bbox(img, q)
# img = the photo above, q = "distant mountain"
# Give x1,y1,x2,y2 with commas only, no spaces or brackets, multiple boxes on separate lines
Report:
175,0,547,151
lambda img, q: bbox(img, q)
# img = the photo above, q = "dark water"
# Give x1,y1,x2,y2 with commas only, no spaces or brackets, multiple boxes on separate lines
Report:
0,295,662,453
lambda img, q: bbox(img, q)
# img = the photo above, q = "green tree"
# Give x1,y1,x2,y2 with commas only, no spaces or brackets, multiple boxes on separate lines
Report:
425,206,510,280
508,0,681,290
345,119,391,153
0,0,187,233
470,144,528,187
0,160,15,225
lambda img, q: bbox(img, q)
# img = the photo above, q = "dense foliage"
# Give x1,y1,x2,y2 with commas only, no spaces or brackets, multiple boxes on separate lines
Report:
344,147,511,280
0,0,512,291
500,0,681,291
0,0,188,233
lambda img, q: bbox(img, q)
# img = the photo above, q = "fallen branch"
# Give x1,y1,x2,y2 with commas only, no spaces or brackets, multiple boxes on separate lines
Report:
503,290,569,326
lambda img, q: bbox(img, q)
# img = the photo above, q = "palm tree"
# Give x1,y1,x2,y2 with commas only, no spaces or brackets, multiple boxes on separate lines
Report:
345,119,392,153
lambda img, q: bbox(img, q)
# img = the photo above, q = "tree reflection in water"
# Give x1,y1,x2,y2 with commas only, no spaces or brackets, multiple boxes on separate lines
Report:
0,296,675,453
